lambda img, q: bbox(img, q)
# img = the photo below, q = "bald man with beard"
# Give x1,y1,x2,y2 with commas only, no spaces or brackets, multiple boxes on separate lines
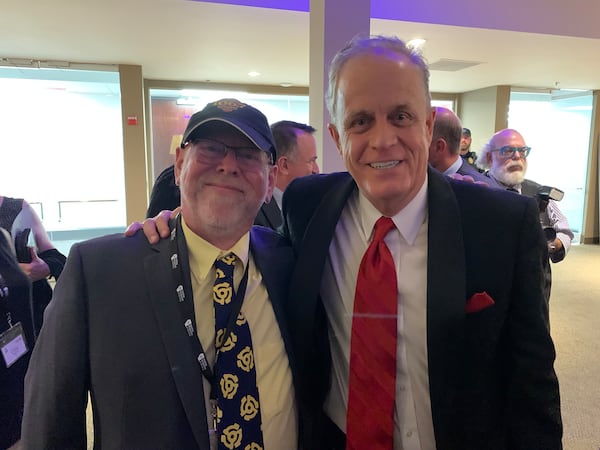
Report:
478,128,574,304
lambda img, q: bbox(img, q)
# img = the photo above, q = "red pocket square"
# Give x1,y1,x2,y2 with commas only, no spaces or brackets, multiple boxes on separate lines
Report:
465,291,495,313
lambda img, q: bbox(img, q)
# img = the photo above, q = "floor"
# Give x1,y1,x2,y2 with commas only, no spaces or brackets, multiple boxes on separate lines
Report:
549,244,600,450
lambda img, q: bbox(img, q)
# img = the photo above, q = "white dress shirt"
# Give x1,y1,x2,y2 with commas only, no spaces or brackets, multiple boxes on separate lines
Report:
321,177,436,450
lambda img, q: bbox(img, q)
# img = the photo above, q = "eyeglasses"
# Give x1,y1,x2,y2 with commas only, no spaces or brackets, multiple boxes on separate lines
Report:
492,146,531,159
182,138,271,171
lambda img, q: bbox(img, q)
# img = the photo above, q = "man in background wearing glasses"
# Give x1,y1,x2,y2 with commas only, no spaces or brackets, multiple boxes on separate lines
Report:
477,128,574,303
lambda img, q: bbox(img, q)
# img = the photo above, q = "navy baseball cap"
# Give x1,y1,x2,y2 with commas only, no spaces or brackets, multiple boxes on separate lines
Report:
181,98,276,162
462,127,471,137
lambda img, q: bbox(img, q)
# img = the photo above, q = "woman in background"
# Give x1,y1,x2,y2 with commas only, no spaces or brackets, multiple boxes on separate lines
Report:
0,227,34,449
0,196,66,336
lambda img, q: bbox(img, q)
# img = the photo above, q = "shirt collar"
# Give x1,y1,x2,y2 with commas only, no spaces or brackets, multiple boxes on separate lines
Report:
181,217,250,280
272,187,284,209
357,174,428,245
444,155,463,176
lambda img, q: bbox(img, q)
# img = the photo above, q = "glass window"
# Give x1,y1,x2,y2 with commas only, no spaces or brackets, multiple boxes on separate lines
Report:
509,90,592,243
0,66,124,255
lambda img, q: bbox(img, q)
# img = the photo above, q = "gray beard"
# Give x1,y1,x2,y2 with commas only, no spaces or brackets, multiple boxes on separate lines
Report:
490,165,525,187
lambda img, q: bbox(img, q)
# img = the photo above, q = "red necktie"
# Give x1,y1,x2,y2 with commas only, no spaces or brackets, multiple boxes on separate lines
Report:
346,216,398,450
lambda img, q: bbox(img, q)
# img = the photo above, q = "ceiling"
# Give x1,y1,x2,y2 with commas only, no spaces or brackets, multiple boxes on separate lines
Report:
1,0,600,94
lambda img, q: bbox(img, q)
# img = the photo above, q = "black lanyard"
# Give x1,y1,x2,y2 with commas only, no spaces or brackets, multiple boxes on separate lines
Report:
0,273,12,328
169,214,249,398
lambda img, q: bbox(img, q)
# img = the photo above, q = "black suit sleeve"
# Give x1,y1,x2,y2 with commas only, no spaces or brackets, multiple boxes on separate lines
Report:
21,244,89,449
505,197,562,448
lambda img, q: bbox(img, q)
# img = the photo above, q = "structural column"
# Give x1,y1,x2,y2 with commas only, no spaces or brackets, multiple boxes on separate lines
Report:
119,64,148,223
309,0,370,173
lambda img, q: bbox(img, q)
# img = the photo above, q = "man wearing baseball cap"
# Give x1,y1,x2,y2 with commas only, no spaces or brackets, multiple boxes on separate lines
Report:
22,99,298,449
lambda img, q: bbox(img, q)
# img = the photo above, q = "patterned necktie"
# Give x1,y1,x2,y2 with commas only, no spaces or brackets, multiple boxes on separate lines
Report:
346,217,398,450
213,253,264,450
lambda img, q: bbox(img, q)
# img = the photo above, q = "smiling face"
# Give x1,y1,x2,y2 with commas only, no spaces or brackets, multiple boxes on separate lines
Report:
175,121,275,246
328,52,434,216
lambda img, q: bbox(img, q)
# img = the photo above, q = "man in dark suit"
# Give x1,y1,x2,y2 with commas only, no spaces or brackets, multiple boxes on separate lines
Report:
21,99,298,449
254,120,319,230
282,35,561,449
428,106,494,185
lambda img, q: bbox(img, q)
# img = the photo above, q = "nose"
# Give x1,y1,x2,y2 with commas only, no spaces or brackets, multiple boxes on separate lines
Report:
370,119,397,150
312,161,320,174
217,148,240,173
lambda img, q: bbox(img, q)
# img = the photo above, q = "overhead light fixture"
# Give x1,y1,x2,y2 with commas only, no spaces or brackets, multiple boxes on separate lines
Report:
248,71,260,77
407,38,427,50
280,82,293,87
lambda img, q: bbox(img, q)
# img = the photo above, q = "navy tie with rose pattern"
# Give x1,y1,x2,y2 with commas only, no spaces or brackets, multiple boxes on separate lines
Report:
213,253,264,450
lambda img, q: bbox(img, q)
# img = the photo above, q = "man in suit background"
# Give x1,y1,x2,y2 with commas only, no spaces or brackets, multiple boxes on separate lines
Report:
134,37,562,450
427,106,492,185
282,35,561,449
254,120,319,230
21,99,298,449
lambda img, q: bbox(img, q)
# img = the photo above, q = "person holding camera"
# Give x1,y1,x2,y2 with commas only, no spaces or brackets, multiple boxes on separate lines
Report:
477,128,574,304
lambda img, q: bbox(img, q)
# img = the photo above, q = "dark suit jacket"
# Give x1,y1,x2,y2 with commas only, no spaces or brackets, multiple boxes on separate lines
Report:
21,226,296,450
254,199,282,230
147,165,179,218
281,168,562,450
457,159,496,185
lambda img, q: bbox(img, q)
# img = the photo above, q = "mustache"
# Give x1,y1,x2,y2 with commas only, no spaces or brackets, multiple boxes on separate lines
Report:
505,161,524,170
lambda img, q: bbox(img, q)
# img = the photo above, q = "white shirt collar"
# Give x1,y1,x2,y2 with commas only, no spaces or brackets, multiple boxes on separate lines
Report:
357,174,428,245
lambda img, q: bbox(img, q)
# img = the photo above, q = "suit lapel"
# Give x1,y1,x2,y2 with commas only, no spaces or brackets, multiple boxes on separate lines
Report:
426,168,467,432
287,174,356,361
259,200,283,229
144,237,210,449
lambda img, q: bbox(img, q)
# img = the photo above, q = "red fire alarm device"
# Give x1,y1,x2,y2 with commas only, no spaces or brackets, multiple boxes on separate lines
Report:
127,116,138,125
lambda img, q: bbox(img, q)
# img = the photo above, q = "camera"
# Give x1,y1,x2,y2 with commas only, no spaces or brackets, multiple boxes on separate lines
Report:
537,186,564,245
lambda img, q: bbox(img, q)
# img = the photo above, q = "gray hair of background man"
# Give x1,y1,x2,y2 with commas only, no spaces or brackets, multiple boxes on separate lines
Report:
476,141,494,171
432,107,462,155
326,34,431,126
270,120,316,159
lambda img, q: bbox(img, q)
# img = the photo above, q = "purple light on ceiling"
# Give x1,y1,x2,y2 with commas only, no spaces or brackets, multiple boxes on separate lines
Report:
193,0,309,12
191,1,426,22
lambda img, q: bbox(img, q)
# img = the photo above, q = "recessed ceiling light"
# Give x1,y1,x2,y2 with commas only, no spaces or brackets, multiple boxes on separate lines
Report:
407,38,427,50
248,71,260,77
280,82,293,87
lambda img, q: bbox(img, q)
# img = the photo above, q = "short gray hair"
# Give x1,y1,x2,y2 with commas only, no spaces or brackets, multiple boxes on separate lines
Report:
326,34,431,126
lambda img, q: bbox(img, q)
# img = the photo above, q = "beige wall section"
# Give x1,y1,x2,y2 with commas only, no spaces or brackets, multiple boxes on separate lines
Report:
581,90,600,243
119,64,148,223
457,85,510,153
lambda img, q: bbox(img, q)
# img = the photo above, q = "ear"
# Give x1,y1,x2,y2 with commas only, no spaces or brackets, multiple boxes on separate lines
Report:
264,164,277,202
328,123,342,156
276,156,290,175
425,107,436,141
174,146,184,185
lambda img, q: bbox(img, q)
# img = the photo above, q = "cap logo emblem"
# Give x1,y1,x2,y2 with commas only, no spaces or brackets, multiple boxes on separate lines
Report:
212,99,247,112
